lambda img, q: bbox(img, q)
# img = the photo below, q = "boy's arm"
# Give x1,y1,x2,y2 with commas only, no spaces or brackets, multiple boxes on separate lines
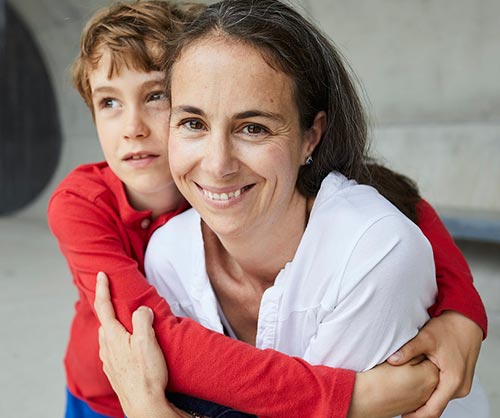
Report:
48,190,354,418
417,199,487,335
95,273,439,418
386,198,486,417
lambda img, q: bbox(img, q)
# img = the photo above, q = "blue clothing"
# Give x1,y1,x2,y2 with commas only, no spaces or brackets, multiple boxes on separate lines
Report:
65,388,254,418
65,388,113,418
168,393,255,418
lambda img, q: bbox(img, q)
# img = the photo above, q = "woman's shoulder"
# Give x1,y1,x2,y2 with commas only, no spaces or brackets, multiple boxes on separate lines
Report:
147,208,201,259
307,172,433,273
313,172,413,233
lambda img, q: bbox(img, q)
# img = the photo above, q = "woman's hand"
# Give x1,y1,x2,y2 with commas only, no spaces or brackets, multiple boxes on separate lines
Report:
348,357,439,418
94,272,190,418
387,311,483,418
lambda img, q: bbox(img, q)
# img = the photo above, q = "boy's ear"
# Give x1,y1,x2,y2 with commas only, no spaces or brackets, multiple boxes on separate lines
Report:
303,111,326,159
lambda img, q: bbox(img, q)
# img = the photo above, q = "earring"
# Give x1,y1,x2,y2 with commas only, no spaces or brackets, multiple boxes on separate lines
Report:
305,155,313,165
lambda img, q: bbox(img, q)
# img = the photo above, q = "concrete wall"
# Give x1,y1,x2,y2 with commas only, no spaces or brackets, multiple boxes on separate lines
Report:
9,0,500,220
299,0,500,213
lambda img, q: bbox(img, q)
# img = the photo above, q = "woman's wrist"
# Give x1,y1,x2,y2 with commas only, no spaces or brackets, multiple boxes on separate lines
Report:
122,393,188,418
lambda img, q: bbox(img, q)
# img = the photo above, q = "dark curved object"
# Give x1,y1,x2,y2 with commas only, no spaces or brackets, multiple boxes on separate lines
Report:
0,2,62,215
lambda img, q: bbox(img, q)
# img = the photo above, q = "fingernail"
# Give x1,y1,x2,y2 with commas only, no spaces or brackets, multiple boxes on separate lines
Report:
389,351,402,362
138,306,153,315
97,272,107,283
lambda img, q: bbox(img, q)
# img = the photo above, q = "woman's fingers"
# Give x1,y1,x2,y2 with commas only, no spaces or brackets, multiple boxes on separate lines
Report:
130,307,168,381
94,272,115,323
94,272,128,339
132,306,154,336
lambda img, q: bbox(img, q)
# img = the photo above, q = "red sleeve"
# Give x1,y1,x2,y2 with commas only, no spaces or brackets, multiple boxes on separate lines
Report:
416,199,487,338
49,190,355,418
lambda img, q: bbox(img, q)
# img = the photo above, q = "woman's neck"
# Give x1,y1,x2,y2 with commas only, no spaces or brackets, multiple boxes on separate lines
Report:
203,194,312,286
202,194,314,345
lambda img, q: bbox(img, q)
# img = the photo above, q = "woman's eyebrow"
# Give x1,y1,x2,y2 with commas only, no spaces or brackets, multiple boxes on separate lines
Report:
234,110,285,123
171,105,205,116
171,107,285,124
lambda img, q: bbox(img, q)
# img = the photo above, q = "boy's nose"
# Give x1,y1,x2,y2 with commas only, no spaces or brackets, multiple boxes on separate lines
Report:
123,110,150,140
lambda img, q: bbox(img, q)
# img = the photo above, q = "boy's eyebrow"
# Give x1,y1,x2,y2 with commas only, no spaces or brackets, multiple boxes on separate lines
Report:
141,78,167,90
92,86,118,97
91,78,166,97
171,106,284,123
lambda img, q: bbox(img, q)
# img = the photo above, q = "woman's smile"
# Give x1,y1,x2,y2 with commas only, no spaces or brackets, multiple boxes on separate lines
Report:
197,183,256,205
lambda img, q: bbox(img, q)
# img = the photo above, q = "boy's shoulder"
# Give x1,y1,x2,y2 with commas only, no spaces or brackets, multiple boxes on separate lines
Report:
50,161,121,202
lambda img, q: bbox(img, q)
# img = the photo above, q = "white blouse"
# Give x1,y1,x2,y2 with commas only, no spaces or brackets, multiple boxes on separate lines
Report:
145,172,488,416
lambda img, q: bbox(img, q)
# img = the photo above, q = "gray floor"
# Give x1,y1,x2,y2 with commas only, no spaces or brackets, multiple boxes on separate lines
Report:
0,216,498,417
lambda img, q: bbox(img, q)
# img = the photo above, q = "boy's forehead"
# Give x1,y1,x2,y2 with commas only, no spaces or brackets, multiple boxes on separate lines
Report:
93,40,164,71
88,55,166,92
90,46,156,78
91,48,126,76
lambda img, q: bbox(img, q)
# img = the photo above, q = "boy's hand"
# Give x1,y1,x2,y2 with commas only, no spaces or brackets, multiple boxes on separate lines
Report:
348,357,438,418
388,311,483,418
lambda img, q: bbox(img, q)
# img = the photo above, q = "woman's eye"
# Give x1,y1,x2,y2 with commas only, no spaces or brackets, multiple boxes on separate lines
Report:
242,124,268,135
101,98,120,109
181,119,205,131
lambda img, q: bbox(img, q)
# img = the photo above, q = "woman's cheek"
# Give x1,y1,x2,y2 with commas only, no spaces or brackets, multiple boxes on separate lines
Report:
168,135,197,179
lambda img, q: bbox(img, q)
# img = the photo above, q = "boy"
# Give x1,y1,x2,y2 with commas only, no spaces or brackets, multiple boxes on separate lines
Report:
49,1,487,417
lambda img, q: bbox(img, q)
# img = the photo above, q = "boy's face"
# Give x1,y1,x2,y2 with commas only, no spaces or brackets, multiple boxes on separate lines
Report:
89,51,175,208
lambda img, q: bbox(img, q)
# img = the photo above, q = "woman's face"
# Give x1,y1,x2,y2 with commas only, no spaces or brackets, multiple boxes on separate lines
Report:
168,37,319,239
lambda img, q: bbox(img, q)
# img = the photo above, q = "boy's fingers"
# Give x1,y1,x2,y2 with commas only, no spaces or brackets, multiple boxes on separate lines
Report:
403,383,451,418
94,272,117,326
388,335,430,365
407,354,427,366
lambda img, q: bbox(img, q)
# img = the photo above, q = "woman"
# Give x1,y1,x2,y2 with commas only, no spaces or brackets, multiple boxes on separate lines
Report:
96,0,488,417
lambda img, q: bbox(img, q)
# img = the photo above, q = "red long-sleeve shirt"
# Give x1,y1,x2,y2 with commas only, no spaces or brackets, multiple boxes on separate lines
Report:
48,162,487,418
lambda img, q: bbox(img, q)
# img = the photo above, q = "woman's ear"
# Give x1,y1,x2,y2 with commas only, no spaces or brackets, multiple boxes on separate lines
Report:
302,111,326,161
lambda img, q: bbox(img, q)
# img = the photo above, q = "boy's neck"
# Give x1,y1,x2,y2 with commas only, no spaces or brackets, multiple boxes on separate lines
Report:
125,184,185,220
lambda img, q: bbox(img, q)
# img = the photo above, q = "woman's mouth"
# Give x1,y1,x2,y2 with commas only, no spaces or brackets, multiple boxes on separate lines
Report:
198,184,254,202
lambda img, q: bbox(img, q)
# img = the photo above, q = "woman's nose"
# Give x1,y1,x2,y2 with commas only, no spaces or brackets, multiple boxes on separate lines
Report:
201,133,239,178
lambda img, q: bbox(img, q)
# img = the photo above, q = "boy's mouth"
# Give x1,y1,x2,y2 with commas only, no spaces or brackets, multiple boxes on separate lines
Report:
123,152,159,161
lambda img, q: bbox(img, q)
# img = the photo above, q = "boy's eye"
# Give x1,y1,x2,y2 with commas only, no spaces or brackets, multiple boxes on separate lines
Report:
102,98,120,109
148,91,167,102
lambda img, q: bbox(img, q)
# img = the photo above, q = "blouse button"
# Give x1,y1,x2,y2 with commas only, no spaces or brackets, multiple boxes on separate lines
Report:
141,218,150,229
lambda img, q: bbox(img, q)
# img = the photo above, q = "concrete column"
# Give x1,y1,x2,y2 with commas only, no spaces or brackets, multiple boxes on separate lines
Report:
0,0,4,33
1,0,6,159
0,0,5,65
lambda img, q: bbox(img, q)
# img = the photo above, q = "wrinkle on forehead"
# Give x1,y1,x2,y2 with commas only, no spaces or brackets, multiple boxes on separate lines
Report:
171,36,295,115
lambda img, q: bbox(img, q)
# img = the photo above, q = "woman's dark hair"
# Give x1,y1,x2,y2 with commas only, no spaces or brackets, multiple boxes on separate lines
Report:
164,0,420,222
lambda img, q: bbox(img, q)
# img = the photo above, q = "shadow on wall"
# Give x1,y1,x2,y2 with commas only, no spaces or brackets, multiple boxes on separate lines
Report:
0,0,61,216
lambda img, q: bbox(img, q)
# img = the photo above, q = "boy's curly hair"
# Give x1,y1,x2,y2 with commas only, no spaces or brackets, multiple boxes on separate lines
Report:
72,0,205,113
